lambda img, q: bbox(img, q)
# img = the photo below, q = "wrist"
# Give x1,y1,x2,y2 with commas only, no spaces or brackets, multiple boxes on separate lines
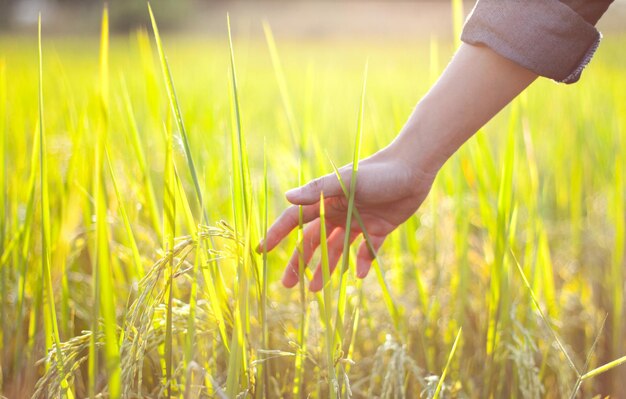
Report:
384,102,453,179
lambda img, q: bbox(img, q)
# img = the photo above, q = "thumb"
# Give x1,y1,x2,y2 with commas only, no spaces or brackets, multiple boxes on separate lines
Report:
285,173,345,205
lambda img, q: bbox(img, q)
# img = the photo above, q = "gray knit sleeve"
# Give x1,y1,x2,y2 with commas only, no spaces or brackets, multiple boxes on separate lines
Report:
461,0,613,84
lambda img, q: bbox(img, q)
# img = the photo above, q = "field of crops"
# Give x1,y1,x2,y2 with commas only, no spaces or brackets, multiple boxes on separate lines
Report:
1,5,626,398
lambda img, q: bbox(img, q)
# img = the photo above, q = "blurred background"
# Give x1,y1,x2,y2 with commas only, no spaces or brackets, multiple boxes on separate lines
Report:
1,0,625,38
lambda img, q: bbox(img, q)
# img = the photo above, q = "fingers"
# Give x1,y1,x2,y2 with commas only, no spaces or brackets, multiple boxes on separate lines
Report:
309,228,359,292
282,220,322,288
285,171,347,205
356,235,386,279
257,204,322,253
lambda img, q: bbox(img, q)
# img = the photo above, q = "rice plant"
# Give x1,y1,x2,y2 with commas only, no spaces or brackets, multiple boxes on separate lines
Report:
1,3,625,398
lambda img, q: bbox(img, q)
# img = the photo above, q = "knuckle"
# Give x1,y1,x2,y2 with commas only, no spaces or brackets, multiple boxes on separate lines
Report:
307,177,324,193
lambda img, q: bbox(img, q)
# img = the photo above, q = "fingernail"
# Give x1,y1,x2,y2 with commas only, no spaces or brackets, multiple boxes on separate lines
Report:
255,240,263,253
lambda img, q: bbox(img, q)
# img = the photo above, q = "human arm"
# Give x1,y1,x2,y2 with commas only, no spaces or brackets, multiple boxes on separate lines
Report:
260,43,536,292
261,0,615,292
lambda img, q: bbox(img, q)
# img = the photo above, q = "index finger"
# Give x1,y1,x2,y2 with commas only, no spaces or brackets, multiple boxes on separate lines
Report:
257,203,322,253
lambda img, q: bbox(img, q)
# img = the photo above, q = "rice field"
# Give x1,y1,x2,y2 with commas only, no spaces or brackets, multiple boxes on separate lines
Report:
1,5,626,398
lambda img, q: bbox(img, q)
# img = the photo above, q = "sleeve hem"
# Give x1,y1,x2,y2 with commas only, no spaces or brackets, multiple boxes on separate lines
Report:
560,32,602,84
460,0,603,84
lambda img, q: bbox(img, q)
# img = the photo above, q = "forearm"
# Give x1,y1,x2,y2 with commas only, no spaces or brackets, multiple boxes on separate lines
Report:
388,43,537,176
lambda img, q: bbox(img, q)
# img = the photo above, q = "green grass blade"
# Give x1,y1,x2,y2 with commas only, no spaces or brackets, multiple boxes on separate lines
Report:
334,61,367,359
319,192,338,398
510,250,580,377
262,21,301,150
38,13,66,387
120,76,162,239
148,3,206,222
581,355,626,381
432,327,462,399
261,139,270,398
93,7,121,397
227,13,251,225
0,55,5,361
163,122,176,397
327,157,402,333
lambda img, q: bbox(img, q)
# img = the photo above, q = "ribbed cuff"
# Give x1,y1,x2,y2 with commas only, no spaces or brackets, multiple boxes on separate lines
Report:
461,0,602,84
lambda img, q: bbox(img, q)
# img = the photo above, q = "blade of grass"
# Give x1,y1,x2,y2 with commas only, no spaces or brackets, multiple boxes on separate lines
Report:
261,139,270,399
327,157,402,333
93,7,121,397
262,21,301,150
432,327,462,399
163,119,176,397
319,192,338,398
568,314,608,399
0,57,5,359
148,3,206,222
293,158,309,399
261,24,311,396
38,14,66,390
334,61,367,364
227,13,251,225
510,250,580,377
580,355,626,381
226,14,254,396
120,76,162,240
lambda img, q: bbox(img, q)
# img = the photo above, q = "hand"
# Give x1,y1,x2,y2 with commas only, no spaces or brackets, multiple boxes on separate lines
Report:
258,145,436,292
259,43,537,292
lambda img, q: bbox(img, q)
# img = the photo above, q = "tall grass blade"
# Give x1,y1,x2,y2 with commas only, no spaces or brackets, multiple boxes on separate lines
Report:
0,56,5,364
510,250,580,377
263,22,311,397
433,327,462,399
93,7,122,397
148,3,206,221
38,14,66,392
260,140,271,398
163,122,177,397
327,157,402,333
262,21,301,149
227,13,251,224
226,14,254,396
319,192,338,398
120,77,162,239
334,61,367,362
